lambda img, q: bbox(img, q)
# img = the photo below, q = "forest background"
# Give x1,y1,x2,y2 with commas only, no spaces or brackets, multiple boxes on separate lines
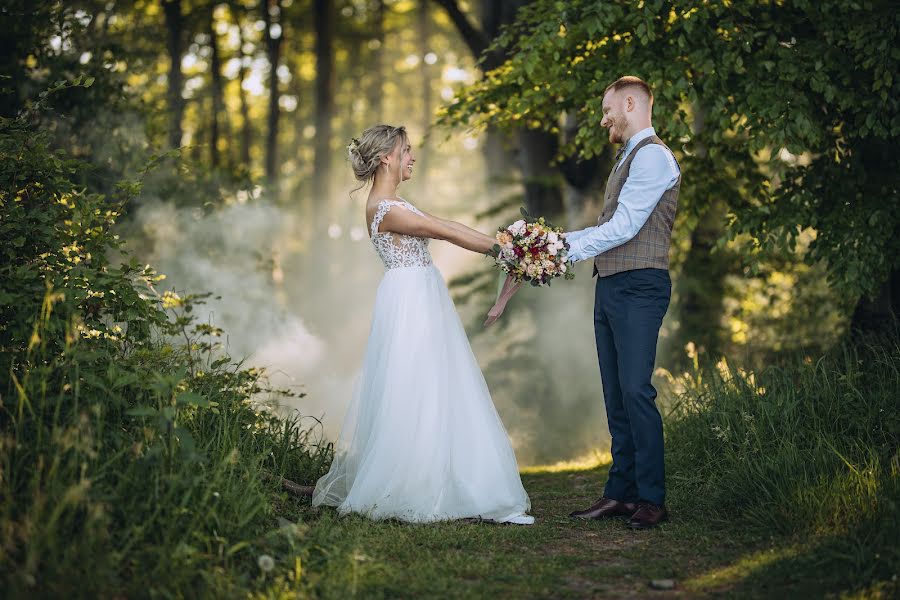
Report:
1,0,898,597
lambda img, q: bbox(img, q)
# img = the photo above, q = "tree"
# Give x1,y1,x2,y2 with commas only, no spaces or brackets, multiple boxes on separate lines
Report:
162,0,185,151
228,0,254,168
206,2,226,168
262,0,283,184
417,0,434,186
433,0,574,218
368,0,385,121
440,0,900,328
312,0,335,205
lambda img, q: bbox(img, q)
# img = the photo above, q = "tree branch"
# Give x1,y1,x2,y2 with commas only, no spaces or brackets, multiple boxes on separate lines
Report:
430,0,489,58
261,471,315,497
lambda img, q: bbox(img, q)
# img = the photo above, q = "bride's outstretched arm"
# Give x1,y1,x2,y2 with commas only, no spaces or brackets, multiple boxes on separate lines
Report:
379,207,495,254
419,210,491,240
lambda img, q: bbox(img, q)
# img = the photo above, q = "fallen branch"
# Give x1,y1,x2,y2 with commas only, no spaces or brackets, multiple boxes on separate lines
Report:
261,471,315,497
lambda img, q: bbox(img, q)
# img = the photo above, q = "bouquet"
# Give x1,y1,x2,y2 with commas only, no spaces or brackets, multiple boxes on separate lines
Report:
484,208,574,326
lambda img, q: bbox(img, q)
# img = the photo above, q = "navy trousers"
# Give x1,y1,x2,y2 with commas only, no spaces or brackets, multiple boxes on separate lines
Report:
594,268,671,506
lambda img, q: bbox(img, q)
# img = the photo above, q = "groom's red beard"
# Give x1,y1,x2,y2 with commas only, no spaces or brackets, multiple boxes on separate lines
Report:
607,123,624,144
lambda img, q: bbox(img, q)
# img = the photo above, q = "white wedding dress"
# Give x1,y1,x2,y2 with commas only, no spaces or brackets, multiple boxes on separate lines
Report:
312,199,532,523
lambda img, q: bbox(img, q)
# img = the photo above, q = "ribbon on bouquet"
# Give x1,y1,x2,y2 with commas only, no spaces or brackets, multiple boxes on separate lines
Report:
483,273,522,327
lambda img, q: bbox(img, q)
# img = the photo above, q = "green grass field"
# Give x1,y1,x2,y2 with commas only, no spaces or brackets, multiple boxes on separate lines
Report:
262,340,900,599
271,457,888,599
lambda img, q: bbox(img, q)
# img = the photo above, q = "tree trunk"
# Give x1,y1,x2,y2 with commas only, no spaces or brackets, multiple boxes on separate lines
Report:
431,0,489,59
162,0,185,151
313,0,335,204
673,102,733,363
230,1,253,168
368,0,385,121
518,128,563,217
207,3,225,169
435,0,564,215
559,111,604,228
263,0,283,185
675,198,731,361
418,0,431,186
851,268,900,335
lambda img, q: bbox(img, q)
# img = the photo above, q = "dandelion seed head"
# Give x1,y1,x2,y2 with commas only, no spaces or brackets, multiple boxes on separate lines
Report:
258,554,275,572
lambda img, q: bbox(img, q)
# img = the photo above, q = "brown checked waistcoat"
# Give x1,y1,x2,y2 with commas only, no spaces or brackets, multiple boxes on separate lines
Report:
593,135,680,278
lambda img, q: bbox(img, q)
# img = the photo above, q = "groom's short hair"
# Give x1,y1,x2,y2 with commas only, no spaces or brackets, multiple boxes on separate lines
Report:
605,76,653,104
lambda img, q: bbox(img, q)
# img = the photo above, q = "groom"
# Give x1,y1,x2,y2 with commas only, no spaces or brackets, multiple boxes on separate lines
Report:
564,76,680,529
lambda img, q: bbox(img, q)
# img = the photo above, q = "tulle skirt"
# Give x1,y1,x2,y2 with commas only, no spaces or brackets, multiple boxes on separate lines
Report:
312,265,531,522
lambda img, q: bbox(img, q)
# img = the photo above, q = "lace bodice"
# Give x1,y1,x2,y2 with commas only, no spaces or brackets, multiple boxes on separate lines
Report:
369,199,433,270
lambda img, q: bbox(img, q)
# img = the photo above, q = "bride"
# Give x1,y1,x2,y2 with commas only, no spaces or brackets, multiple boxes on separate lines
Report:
312,124,533,525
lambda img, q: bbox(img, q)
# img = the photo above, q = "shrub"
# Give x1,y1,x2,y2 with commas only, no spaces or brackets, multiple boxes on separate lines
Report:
665,337,900,590
0,79,331,598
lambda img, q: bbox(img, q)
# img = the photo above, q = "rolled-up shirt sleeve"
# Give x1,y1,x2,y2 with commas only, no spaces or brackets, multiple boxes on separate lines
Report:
565,145,679,263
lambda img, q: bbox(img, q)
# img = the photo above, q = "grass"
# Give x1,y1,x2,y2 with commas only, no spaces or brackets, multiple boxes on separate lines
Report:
5,330,897,599
4,313,897,598
5,79,895,598
273,460,887,599
664,337,900,594
0,293,336,598
253,337,900,599
265,457,897,599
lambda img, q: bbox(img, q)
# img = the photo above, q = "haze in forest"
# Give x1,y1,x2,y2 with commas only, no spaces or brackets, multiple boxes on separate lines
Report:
29,0,852,466
127,143,619,466
76,0,629,465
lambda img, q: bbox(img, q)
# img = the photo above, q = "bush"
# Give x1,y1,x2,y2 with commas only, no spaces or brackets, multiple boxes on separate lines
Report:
665,337,900,591
0,80,332,598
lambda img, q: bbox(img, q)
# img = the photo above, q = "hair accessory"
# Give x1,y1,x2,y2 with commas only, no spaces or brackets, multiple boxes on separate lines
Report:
347,137,360,157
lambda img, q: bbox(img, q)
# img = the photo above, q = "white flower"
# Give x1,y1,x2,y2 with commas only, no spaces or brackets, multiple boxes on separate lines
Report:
257,554,275,573
548,245,558,256
347,137,360,158
560,263,567,273
508,219,526,235
547,231,559,244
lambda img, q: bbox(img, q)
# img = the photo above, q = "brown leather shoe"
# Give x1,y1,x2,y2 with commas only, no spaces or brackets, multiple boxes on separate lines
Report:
626,503,668,529
569,497,638,520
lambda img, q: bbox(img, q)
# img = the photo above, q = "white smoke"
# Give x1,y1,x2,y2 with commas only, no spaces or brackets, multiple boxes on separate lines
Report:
120,161,674,467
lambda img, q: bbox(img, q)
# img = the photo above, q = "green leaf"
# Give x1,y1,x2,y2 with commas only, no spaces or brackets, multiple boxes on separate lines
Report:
126,406,158,417
174,426,196,454
176,391,209,407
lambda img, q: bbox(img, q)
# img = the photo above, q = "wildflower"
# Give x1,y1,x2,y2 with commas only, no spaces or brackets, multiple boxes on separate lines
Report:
712,425,730,441
161,290,183,309
258,554,275,572
685,341,697,360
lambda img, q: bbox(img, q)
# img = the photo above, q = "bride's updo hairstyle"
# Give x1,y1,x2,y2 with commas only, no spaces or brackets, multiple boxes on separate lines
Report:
348,124,408,184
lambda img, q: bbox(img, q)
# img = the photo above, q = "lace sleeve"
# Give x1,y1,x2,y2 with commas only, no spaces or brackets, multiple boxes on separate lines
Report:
370,199,422,236
369,199,433,270
371,200,399,237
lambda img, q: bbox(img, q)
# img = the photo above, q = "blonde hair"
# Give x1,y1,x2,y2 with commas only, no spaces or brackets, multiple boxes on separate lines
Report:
348,124,408,183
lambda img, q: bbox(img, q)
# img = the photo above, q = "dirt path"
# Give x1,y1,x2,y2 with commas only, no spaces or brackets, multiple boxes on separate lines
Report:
287,463,793,599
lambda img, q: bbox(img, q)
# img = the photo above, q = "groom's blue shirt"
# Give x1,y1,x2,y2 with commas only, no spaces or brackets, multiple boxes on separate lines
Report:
565,127,680,263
